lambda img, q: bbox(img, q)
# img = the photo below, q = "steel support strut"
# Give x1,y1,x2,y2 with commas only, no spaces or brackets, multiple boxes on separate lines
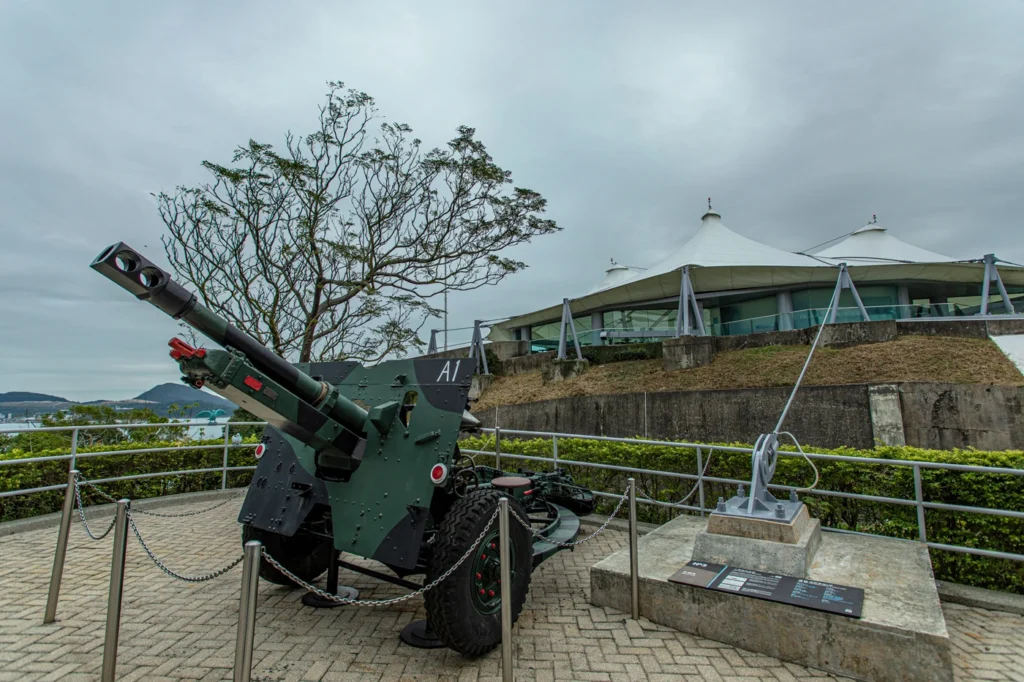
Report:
719,265,847,521
557,298,583,360
675,265,706,337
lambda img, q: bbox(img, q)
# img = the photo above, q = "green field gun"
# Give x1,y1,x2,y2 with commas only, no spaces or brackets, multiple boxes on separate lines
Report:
91,242,595,655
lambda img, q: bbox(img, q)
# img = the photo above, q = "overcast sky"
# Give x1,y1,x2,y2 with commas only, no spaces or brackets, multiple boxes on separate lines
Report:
2,1,1023,402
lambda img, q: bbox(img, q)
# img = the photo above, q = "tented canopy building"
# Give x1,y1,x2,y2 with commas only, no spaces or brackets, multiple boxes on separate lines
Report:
490,208,1024,350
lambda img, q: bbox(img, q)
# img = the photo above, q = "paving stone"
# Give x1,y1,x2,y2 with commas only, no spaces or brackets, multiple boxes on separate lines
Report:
2,498,1022,681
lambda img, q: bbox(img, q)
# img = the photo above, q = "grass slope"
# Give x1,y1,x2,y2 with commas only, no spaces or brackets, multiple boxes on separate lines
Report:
474,336,1024,411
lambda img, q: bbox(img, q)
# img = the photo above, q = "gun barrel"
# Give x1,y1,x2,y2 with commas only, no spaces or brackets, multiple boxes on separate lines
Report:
91,242,367,433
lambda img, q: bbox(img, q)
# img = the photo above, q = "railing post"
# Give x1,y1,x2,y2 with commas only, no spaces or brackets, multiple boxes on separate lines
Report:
495,427,502,472
101,499,130,682
913,465,927,543
69,427,79,471
234,540,262,682
221,423,231,490
696,448,706,517
498,497,513,682
552,435,559,471
628,477,639,620
44,468,78,624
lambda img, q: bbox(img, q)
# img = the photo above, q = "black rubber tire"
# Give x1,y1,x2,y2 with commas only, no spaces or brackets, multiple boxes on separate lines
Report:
241,525,332,587
424,489,533,657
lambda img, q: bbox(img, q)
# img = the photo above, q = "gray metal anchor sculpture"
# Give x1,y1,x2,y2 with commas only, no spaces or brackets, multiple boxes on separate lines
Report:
716,431,803,522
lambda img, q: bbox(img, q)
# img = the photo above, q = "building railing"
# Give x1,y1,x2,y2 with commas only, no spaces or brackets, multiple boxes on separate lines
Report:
464,427,1024,563
0,422,264,500
524,302,1024,351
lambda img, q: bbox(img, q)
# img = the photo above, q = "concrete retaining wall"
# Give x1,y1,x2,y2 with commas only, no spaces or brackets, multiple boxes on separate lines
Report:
895,319,990,339
820,319,897,347
582,342,663,364
503,351,556,375
473,383,1024,450
898,383,1024,451
713,329,811,352
984,318,1024,336
662,336,714,370
476,384,875,448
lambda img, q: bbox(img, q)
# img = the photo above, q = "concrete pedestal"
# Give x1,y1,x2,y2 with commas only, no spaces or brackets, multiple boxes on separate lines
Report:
590,514,953,682
693,512,821,577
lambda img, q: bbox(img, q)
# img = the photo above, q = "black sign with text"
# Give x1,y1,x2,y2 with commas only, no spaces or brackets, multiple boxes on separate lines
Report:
669,560,864,618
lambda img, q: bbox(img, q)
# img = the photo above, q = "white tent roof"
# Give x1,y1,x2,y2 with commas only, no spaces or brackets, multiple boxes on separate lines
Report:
488,208,1024,340
639,209,821,278
491,260,1024,339
814,221,953,264
588,261,644,294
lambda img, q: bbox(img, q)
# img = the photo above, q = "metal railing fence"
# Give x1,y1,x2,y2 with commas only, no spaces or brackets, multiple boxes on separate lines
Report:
6,421,1023,562
524,303,1024,351
0,422,264,501
465,427,1024,563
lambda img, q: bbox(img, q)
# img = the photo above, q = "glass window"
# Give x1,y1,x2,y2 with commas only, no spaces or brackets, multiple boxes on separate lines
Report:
603,309,676,330
792,285,899,325
718,296,778,335
529,322,560,352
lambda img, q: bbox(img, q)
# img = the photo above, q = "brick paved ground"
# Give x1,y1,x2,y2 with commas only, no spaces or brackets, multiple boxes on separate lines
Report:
1,495,1021,681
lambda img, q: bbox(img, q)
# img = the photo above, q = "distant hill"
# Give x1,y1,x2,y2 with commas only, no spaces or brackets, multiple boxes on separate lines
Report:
0,391,68,403
0,383,236,420
136,383,234,410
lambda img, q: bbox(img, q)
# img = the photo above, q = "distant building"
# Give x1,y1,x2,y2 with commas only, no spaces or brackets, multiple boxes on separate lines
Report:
490,207,1024,350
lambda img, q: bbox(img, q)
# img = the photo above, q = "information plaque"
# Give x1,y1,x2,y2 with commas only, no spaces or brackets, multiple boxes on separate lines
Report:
668,561,864,618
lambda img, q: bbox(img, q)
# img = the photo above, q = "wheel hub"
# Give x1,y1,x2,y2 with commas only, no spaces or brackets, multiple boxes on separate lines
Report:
470,529,515,614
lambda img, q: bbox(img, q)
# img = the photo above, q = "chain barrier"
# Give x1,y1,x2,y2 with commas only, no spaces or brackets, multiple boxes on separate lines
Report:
69,471,630,593
261,508,501,606
71,472,246,582
127,510,245,582
78,474,245,517
512,486,630,548
73,475,117,541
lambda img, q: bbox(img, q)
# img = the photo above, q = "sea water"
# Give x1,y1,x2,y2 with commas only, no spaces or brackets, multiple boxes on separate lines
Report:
0,418,234,441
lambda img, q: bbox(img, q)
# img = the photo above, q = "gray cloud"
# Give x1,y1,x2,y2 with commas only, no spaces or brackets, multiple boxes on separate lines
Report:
2,0,1023,401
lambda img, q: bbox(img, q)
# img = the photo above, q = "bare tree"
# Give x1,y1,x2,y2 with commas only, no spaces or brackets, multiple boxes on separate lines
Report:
156,81,559,363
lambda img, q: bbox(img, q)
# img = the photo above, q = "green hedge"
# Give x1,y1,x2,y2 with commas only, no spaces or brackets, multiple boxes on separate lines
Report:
6,431,1022,593
0,439,259,523
460,434,1024,594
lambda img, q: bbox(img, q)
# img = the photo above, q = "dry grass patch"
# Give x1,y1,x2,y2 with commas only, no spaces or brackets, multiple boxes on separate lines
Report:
473,336,1024,411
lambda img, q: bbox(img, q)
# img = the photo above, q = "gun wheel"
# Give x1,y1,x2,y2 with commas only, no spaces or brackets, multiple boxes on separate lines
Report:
424,489,532,657
241,525,332,587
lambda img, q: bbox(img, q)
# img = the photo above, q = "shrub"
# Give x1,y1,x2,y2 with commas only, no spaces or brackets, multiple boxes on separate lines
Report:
460,434,1024,594
0,438,259,523
484,348,505,376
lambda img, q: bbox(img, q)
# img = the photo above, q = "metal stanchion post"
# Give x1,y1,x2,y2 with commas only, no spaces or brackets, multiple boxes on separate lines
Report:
101,500,130,682
69,428,80,471
221,424,231,490
696,448,706,517
234,540,262,682
495,426,502,471
628,478,639,620
499,498,513,682
44,468,79,624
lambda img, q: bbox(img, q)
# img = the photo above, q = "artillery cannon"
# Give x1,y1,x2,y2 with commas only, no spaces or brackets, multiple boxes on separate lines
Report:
91,242,595,656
